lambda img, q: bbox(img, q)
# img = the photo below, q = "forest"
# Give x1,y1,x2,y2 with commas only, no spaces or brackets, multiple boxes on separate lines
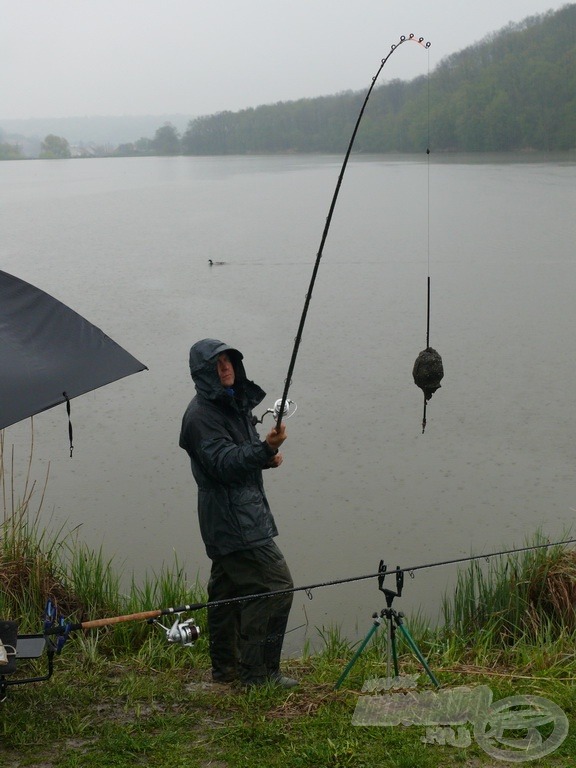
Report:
178,5,575,155
1,5,574,160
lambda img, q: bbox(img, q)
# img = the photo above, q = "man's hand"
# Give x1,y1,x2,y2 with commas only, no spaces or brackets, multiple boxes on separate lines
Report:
267,452,283,468
266,422,287,451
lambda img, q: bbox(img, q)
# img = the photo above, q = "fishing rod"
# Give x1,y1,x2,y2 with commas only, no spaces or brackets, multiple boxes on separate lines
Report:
44,535,576,648
43,602,204,648
274,33,431,432
6,535,572,699
194,535,576,610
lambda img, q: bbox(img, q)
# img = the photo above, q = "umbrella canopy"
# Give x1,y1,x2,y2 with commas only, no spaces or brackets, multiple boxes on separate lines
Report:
0,270,147,431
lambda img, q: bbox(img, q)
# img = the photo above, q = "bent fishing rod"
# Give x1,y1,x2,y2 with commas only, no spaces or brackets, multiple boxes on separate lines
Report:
273,34,431,431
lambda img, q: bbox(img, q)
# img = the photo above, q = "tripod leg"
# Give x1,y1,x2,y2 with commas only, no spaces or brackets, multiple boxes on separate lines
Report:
386,617,392,679
396,621,440,688
334,620,380,690
390,622,400,678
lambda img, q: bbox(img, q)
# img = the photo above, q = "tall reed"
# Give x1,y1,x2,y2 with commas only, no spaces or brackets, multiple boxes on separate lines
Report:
0,426,75,629
0,429,207,665
441,534,576,661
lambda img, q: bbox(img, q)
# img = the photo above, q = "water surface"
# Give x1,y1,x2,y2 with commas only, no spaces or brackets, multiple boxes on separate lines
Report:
1,153,575,650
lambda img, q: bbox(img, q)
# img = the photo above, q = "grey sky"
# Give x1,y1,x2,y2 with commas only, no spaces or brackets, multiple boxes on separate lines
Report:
1,0,570,120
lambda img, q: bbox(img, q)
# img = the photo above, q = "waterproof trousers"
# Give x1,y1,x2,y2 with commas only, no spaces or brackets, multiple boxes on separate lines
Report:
207,541,293,684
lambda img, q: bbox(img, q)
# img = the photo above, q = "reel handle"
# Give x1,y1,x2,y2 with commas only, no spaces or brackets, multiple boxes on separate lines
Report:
256,398,297,425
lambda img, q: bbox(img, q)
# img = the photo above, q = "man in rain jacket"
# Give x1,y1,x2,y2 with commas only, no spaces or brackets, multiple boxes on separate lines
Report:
179,338,296,688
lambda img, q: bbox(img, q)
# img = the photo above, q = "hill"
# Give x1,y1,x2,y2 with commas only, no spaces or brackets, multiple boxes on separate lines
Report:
181,5,575,154
1,6,574,158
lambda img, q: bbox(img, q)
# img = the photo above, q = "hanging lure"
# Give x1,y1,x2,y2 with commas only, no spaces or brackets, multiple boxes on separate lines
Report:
413,276,444,433
412,347,444,401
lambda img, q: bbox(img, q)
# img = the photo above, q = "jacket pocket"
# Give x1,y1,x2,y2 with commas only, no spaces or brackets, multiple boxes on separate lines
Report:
228,485,271,543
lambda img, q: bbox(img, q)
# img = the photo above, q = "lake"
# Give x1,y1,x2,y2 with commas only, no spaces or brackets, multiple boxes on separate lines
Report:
1,152,575,653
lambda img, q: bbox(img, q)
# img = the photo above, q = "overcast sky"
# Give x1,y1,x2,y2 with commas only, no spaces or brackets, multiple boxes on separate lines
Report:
1,0,570,120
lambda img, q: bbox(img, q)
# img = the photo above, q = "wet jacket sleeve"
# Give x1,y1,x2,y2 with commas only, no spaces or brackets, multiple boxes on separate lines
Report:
184,405,275,485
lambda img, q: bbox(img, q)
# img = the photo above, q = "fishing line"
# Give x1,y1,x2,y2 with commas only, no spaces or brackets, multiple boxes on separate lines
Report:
274,34,431,432
425,50,432,426
411,45,444,433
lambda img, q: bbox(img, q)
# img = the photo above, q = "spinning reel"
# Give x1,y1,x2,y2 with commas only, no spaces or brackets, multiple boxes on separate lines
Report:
151,614,200,647
256,398,297,424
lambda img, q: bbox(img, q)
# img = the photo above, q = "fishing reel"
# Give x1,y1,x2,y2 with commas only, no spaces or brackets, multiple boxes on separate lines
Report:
256,398,297,423
152,615,200,647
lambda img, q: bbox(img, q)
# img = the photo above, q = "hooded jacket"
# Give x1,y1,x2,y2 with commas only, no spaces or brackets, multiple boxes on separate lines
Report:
179,338,279,559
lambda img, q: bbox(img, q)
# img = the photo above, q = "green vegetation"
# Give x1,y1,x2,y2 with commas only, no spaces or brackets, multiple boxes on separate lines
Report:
0,142,24,161
179,5,575,155
442,537,576,659
2,437,576,766
114,123,182,158
2,7,573,161
39,134,72,159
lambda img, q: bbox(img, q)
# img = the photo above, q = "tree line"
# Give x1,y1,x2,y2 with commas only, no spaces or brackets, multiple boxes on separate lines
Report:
175,5,574,155
0,133,72,160
2,5,573,161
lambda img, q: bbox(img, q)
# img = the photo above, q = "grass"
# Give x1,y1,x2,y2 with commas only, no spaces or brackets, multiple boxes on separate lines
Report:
2,646,575,768
440,533,576,666
1,435,576,767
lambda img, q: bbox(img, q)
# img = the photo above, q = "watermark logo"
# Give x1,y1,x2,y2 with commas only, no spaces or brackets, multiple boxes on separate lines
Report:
352,677,568,762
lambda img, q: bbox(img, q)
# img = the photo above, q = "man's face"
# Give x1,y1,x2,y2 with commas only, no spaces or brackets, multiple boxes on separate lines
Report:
216,352,235,387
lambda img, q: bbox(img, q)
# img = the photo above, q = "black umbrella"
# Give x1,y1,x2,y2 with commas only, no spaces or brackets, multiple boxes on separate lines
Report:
0,270,147,435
